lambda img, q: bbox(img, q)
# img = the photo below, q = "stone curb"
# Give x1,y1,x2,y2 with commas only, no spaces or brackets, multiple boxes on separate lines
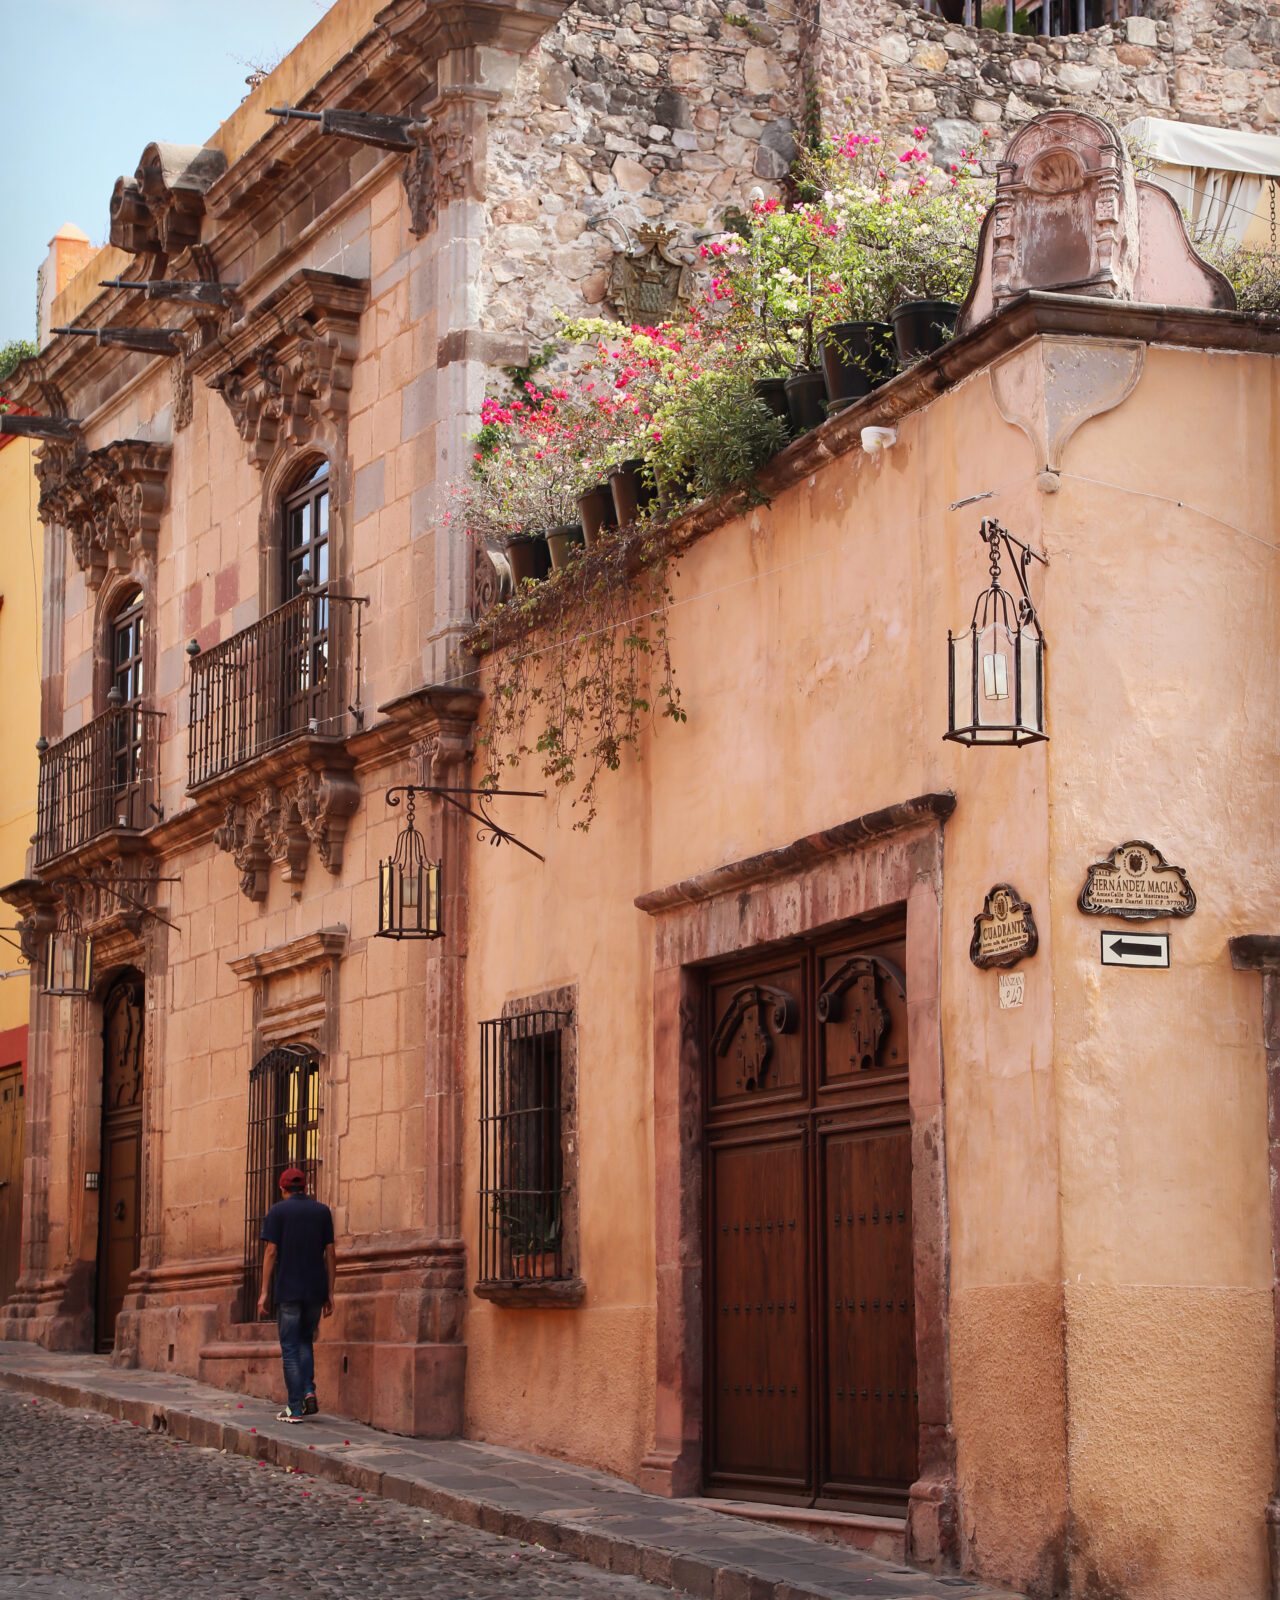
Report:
0,1363,1007,1600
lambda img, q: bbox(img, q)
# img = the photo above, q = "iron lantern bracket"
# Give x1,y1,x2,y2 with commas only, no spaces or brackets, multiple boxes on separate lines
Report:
386,785,547,863
978,518,1048,629
52,873,181,933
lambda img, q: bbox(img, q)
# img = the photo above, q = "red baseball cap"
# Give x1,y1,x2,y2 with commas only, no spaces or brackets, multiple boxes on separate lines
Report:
279,1166,306,1191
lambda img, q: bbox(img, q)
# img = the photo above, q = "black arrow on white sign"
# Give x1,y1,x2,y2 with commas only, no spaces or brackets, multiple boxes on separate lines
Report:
1100,931,1169,968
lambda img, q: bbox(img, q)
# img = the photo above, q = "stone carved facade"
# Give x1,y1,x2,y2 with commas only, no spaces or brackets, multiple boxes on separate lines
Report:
35,439,171,591
188,270,368,470
212,768,360,904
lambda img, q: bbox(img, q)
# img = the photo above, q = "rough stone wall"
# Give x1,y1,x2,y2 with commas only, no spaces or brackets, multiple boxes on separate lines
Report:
813,0,1280,168
480,0,804,351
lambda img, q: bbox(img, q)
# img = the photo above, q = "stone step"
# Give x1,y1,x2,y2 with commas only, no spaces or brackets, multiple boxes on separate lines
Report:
686,1497,907,1563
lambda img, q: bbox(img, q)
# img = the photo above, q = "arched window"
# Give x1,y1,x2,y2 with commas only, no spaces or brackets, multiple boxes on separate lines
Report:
283,460,330,596
107,588,146,817
280,462,331,738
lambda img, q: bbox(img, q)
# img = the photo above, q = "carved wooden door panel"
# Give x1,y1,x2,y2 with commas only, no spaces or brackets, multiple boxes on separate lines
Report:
96,974,144,1353
0,1066,23,1311
704,926,916,1513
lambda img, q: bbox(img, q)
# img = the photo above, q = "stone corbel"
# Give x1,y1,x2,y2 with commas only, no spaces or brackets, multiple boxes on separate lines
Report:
37,440,171,590
189,270,368,469
213,766,361,903
403,94,487,238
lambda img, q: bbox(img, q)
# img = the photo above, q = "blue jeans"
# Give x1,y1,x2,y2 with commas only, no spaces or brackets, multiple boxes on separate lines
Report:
276,1300,324,1413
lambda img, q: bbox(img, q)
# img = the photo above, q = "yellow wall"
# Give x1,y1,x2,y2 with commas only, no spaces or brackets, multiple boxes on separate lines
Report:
0,434,41,1030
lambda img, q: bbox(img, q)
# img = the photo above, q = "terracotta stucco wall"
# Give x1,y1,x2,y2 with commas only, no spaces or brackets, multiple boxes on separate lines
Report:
464,337,1277,1597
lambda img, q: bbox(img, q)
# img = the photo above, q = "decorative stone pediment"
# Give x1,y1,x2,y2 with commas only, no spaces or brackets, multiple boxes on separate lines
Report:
36,439,171,590
110,142,227,256
188,270,368,469
212,767,360,903
959,111,1235,333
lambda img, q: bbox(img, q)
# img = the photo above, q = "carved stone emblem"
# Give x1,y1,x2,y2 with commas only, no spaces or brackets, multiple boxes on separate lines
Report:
1079,840,1196,921
970,883,1038,970
711,982,799,1091
608,225,692,328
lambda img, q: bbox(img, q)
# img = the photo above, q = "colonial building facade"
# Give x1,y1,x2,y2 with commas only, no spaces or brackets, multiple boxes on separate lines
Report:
4,5,1280,1600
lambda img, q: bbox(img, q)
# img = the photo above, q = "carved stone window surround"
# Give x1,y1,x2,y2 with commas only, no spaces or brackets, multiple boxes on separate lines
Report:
186,270,368,473
36,439,171,593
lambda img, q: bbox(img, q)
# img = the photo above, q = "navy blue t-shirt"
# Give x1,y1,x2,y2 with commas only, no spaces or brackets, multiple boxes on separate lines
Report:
261,1194,334,1305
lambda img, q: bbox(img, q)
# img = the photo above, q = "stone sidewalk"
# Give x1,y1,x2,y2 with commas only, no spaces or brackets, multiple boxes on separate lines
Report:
0,1344,1017,1600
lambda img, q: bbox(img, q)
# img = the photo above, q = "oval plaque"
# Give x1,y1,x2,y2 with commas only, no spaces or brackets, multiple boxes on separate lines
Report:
971,883,1038,969
1078,840,1195,921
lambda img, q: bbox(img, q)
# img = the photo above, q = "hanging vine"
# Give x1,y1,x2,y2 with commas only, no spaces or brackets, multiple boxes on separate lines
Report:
465,526,686,832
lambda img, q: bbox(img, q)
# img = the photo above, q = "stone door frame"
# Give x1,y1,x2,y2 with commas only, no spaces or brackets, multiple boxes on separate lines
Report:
635,794,959,1568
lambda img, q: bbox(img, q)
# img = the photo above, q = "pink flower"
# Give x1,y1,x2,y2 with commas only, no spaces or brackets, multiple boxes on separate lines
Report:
913,125,928,138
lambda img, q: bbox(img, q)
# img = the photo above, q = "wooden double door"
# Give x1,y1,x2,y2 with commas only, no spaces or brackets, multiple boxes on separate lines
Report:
96,974,144,1353
0,1064,23,1310
704,921,917,1512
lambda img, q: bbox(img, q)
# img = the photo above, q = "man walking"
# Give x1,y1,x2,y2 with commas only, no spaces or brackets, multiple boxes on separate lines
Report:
258,1165,336,1423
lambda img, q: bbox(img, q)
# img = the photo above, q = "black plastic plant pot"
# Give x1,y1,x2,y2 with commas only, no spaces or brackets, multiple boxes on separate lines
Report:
546,523,586,571
608,458,657,527
503,534,551,585
819,321,897,401
783,368,829,434
578,484,617,546
752,375,792,429
890,299,960,365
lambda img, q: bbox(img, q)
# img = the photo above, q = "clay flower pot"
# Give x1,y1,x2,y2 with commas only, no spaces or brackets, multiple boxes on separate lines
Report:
546,523,586,571
578,484,617,547
608,459,657,527
783,368,829,434
502,533,551,585
819,321,897,402
890,299,960,365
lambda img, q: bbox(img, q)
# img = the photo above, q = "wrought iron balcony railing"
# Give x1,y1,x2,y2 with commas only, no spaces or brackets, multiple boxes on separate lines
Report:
187,584,364,790
35,704,163,866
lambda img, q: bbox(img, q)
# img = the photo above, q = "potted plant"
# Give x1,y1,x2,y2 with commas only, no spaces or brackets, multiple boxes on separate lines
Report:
498,1195,563,1281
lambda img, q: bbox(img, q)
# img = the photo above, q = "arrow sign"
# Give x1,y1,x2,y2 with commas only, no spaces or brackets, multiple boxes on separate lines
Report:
1100,931,1169,968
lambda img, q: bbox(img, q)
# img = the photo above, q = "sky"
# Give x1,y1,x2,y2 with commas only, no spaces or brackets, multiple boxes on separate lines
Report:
0,0,329,342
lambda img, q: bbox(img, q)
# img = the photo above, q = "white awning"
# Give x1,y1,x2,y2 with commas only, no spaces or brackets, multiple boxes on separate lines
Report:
1127,117,1280,246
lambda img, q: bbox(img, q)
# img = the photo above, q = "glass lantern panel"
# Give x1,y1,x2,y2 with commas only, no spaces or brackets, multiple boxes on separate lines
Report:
976,622,1015,728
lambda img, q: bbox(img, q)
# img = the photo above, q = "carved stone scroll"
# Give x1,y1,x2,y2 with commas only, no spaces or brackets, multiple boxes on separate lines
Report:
403,98,482,238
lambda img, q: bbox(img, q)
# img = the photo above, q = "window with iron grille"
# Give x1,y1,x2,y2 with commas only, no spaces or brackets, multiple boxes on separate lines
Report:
242,1044,321,1320
478,1004,580,1297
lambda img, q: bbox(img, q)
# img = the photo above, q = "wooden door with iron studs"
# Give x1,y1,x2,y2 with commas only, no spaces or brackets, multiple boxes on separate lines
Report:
96,973,144,1353
704,922,917,1513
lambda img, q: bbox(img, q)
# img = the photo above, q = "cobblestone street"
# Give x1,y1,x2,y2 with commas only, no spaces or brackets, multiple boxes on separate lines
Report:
0,1390,690,1600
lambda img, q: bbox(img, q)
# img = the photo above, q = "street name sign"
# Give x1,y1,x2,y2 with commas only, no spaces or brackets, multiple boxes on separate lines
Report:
1079,840,1195,921
1100,931,1169,968
970,883,1038,969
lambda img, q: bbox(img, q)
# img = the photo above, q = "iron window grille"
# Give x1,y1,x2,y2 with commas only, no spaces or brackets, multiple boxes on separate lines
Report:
479,1010,571,1286
242,1044,321,1320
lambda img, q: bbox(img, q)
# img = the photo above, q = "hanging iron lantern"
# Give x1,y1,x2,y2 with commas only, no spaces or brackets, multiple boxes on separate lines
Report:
45,898,93,996
946,518,1048,748
377,787,443,940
